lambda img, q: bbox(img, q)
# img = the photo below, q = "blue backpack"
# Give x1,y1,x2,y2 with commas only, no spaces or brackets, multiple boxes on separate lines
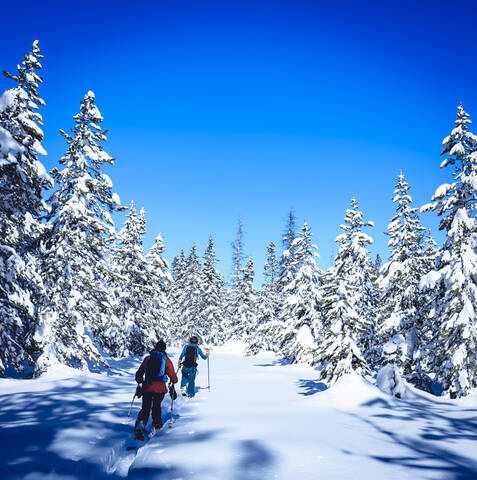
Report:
145,351,168,383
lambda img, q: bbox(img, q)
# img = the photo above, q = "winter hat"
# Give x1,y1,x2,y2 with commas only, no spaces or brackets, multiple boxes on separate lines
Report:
154,339,167,352
189,335,199,344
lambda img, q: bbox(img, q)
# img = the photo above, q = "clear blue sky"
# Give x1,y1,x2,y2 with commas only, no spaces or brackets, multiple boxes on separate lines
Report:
1,1,476,285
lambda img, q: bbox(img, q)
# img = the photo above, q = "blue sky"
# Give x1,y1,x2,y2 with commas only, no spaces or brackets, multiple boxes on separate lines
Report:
1,1,476,285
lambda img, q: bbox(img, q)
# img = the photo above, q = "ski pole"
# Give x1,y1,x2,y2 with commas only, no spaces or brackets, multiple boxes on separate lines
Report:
127,393,136,418
207,349,210,391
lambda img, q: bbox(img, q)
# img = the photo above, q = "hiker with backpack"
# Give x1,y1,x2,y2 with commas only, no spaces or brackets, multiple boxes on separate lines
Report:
178,335,209,398
134,339,178,440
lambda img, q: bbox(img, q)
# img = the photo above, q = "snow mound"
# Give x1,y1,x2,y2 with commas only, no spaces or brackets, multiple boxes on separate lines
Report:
319,373,384,410
211,339,246,354
376,364,407,399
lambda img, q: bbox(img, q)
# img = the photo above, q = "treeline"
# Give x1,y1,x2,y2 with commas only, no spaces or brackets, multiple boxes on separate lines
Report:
1,42,476,399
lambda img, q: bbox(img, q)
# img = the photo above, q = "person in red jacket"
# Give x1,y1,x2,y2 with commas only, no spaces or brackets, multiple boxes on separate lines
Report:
134,339,178,439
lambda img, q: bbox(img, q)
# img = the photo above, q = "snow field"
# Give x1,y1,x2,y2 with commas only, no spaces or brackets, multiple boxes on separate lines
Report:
1,349,477,479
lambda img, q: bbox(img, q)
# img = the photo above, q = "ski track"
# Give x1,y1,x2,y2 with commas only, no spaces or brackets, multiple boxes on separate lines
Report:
1,349,477,479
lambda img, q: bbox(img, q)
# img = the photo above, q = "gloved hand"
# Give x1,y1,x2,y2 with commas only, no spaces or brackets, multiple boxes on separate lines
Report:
136,385,143,398
168,382,177,400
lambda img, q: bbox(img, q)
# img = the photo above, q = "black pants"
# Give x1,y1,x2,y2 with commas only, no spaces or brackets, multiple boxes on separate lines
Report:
136,392,165,428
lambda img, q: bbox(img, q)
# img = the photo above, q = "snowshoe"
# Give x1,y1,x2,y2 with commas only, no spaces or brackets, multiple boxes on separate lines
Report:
134,421,145,441
150,423,162,437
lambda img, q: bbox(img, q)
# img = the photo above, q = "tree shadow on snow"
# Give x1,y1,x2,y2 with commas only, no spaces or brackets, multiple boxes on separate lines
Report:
0,368,226,480
253,358,293,367
345,393,477,479
0,375,137,479
297,379,328,396
233,439,276,480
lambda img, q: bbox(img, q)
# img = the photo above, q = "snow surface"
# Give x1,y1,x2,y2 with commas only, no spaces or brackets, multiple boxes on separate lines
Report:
1,348,477,479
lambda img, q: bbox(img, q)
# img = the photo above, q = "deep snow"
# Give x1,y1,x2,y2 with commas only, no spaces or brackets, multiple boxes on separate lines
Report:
1,345,477,480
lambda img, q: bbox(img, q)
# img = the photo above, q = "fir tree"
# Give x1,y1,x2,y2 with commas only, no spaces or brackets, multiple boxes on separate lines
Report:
38,91,122,370
110,203,154,355
230,217,245,290
279,221,324,364
171,245,203,343
278,209,298,291
147,233,173,344
0,41,52,374
201,236,225,345
227,218,246,338
233,258,257,341
247,241,282,354
314,199,374,383
377,172,427,375
421,104,477,398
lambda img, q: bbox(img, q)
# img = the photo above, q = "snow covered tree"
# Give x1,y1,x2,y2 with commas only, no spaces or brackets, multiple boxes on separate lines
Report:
146,233,173,344
38,91,122,370
170,245,203,343
247,241,284,355
374,253,382,272
0,41,53,374
201,236,225,345
111,203,158,356
314,198,374,383
226,218,247,339
377,172,427,375
232,258,257,341
278,209,298,292
230,217,245,290
420,104,477,398
279,221,324,364
259,241,281,323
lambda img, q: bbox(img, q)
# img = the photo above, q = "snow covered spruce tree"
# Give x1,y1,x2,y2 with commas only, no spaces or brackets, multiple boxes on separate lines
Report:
258,241,280,324
0,41,53,374
226,218,247,339
38,91,122,371
201,237,225,345
170,245,204,343
111,204,161,355
278,221,324,364
247,241,283,355
314,198,374,383
146,233,173,344
377,172,428,377
277,209,298,294
420,104,477,398
232,258,257,342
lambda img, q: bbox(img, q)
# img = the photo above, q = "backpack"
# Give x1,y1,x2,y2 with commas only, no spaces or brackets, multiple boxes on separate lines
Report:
145,350,168,384
182,345,198,368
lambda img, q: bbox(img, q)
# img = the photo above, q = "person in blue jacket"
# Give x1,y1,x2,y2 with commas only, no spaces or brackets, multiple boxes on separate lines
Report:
178,335,209,398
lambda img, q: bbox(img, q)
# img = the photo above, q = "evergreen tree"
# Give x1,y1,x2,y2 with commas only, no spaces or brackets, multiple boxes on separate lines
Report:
111,203,153,355
279,221,324,364
421,104,477,398
377,172,427,375
230,217,245,290
201,236,225,345
233,258,257,341
314,199,374,383
171,245,203,343
168,249,186,344
278,209,298,291
247,242,283,355
147,233,173,344
38,91,122,370
374,253,382,271
227,218,246,338
0,41,52,374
